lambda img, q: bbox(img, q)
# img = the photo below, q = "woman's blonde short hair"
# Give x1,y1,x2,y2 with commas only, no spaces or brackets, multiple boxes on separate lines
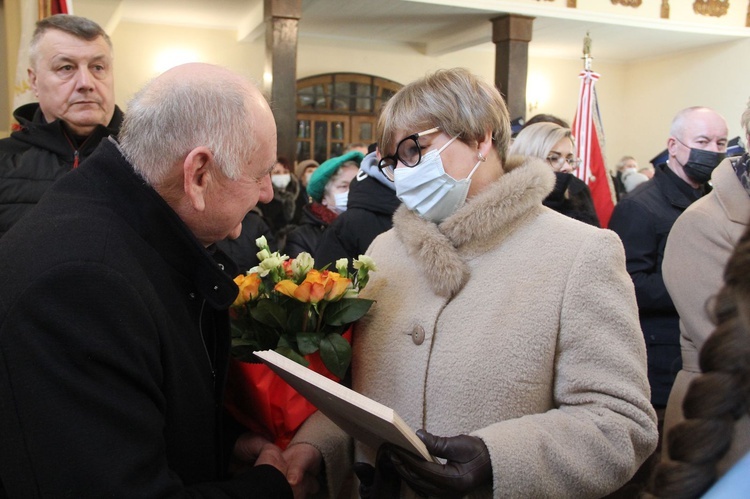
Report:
376,68,512,165
509,122,574,160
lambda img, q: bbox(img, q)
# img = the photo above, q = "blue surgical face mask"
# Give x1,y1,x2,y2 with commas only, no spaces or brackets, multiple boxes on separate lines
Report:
333,191,349,213
394,136,482,223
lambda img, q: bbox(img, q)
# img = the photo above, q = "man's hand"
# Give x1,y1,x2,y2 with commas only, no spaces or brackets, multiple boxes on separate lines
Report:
256,443,288,475
232,432,286,475
283,443,322,498
233,432,273,463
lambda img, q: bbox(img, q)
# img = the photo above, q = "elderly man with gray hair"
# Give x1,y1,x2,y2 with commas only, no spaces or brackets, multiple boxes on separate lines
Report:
617,155,650,194
0,14,123,238
0,63,295,497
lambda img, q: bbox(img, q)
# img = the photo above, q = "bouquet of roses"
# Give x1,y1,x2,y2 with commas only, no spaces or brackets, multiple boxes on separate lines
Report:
225,236,376,448
230,235,376,378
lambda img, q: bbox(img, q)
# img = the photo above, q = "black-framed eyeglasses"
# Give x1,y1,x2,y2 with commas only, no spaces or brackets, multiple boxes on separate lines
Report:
546,154,582,170
378,127,441,181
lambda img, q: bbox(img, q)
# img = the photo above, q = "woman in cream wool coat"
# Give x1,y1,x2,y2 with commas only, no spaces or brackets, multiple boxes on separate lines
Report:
285,68,657,498
662,155,750,465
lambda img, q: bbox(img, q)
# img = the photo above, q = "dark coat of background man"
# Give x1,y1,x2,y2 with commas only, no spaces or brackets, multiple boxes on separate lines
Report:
609,106,728,420
0,63,295,497
0,14,123,239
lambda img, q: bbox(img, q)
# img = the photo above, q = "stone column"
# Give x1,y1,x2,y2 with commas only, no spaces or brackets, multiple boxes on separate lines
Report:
492,14,534,122
264,0,301,163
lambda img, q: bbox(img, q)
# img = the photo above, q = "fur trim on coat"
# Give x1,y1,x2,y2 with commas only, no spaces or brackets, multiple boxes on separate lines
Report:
393,156,554,298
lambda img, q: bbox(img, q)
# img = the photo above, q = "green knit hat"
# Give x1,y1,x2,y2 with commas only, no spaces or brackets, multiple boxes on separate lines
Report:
306,151,364,202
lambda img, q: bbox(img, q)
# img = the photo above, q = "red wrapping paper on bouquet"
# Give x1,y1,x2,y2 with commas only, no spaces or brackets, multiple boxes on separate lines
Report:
224,328,352,449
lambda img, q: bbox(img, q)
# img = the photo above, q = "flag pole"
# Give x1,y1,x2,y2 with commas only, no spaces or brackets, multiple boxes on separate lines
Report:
572,32,616,227
39,0,49,20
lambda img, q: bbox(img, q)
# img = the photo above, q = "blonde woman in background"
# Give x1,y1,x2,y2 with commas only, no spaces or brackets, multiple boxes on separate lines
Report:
509,122,599,226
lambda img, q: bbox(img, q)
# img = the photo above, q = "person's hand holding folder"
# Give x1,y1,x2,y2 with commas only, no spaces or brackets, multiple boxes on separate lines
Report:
356,429,492,498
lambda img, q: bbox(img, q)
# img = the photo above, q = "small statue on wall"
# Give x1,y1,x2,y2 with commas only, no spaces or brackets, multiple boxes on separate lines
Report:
567,0,577,7
583,31,592,58
693,0,730,17
662,0,670,18
611,0,643,6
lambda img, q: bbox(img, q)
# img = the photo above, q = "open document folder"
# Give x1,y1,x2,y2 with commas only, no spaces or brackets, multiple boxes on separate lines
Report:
253,349,436,462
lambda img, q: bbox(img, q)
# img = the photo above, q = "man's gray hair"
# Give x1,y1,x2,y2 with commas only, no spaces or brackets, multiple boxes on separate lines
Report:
615,155,636,171
29,14,112,68
669,106,709,141
119,76,255,186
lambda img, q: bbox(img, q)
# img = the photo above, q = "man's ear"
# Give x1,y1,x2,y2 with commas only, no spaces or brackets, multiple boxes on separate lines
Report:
183,146,214,212
666,137,679,157
28,68,38,97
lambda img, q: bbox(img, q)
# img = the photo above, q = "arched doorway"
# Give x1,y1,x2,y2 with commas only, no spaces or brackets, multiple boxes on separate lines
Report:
295,73,402,163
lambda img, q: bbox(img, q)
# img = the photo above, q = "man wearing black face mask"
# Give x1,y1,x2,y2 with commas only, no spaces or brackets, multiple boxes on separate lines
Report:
609,106,728,463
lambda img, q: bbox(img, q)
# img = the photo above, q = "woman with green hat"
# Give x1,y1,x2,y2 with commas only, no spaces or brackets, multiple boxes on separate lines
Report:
283,151,362,257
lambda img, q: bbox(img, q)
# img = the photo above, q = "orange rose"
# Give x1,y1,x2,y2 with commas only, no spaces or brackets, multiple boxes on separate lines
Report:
233,273,262,307
275,269,351,304
320,270,350,301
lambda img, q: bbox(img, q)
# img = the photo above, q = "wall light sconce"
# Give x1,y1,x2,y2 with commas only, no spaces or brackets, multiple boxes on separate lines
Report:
526,73,550,115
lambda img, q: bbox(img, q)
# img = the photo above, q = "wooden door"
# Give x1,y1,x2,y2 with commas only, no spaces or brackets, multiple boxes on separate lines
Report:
296,113,351,163
350,116,377,147
295,73,403,162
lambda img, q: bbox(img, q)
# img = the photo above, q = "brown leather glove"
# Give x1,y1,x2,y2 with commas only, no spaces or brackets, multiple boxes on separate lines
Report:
385,430,492,498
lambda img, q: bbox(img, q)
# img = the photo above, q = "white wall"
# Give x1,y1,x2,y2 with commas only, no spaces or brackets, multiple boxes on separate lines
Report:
624,38,749,166
110,22,265,107
107,21,749,172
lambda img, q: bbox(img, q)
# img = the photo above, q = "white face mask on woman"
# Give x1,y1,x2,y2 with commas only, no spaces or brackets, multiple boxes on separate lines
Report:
271,173,291,189
394,136,482,223
333,191,349,213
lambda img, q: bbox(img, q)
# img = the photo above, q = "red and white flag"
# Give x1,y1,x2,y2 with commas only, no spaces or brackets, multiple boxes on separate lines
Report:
52,1,73,15
572,69,615,227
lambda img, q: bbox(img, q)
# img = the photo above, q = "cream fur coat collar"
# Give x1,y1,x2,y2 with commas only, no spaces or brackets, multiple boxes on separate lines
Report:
393,155,555,298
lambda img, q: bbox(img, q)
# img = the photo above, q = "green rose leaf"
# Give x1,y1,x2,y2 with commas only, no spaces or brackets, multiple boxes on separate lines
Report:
250,299,287,329
230,320,246,339
319,333,352,379
323,298,375,326
297,332,323,355
276,344,310,368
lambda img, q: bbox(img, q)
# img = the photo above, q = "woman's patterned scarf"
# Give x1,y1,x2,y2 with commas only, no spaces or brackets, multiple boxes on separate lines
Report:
731,153,750,197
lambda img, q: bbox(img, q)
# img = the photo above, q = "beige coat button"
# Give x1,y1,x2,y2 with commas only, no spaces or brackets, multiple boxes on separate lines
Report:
411,325,425,345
